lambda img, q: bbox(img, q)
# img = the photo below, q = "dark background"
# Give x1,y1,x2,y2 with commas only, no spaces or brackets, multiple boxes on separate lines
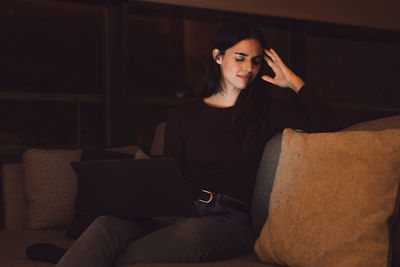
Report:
0,0,399,226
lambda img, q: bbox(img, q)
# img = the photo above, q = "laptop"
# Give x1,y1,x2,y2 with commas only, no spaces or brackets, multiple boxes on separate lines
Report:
71,157,200,219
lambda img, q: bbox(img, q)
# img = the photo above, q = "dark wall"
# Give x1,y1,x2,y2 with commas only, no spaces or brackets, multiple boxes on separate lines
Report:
1,0,399,154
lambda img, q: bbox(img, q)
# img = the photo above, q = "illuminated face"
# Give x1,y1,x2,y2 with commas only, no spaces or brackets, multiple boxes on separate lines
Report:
214,38,263,93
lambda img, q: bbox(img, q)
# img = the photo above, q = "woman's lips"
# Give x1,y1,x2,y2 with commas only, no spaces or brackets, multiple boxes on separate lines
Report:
238,75,252,81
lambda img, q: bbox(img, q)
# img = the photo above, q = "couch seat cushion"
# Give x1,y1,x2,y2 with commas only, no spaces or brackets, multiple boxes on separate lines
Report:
0,230,275,267
0,229,73,265
125,253,276,267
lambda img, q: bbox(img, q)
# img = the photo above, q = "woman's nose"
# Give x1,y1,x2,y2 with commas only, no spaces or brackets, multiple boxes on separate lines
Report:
244,59,253,72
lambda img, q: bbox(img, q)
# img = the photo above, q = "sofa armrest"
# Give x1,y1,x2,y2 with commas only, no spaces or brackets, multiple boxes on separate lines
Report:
2,163,26,230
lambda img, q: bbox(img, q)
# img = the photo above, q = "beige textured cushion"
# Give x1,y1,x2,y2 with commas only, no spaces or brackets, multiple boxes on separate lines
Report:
23,149,82,229
254,128,400,267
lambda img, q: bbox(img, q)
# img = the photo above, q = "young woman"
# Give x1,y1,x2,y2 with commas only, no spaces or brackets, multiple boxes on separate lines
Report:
55,21,342,267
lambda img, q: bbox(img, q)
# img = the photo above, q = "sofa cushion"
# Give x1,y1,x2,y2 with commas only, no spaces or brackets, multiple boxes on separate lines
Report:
250,115,400,255
254,128,400,267
124,254,275,267
337,114,400,266
23,149,83,229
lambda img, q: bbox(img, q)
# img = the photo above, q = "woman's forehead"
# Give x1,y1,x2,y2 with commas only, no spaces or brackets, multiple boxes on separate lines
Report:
227,39,263,56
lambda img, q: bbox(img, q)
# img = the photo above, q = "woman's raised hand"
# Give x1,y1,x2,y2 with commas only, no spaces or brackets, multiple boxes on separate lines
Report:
262,48,305,94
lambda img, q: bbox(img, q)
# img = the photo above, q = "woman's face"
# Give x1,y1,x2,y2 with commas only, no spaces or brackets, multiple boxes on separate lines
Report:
214,38,263,93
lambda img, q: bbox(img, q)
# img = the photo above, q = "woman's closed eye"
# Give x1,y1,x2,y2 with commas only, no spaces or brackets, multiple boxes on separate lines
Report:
235,56,245,62
235,56,262,65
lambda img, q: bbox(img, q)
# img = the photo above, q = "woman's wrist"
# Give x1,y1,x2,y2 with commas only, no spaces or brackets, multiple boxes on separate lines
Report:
289,76,305,94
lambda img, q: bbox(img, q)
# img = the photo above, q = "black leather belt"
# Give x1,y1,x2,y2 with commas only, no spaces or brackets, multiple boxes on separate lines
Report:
191,189,249,214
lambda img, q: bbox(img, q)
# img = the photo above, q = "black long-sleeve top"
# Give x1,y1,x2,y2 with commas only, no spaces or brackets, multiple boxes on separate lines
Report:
164,85,342,204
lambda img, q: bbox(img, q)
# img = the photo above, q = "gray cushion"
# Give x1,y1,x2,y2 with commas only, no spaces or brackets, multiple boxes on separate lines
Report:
251,132,282,236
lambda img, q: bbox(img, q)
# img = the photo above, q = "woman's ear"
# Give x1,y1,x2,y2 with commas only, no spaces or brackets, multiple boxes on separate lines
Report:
212,49,222,64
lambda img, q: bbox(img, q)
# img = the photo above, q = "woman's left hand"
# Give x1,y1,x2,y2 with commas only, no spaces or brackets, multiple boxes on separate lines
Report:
262,48,305,94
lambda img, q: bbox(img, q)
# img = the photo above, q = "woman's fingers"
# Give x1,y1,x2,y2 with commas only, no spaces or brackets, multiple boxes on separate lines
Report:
269,48,282,63
264,54,277,71
263,48,291,87
264,50,280,75
264,48,282,64
264,49,276,62
261,75,275,84
263,48,304,92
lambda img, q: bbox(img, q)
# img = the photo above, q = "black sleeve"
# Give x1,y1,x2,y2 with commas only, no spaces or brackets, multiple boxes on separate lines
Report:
271,83,344,133
163,108,185,171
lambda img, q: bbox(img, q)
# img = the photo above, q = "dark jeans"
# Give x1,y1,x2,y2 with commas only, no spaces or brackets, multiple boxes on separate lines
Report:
56,196,255,267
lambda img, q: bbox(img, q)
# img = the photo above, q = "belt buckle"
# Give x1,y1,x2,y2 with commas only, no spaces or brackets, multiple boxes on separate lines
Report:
198,189,213,204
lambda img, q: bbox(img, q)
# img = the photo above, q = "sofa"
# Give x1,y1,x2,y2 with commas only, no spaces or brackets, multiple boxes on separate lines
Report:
1,115,399,267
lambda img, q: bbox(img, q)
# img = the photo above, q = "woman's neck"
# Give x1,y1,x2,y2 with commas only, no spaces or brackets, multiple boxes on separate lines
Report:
203,88,241,108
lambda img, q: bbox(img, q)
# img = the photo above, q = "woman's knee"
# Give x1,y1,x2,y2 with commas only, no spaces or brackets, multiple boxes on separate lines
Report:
86,216,131,236
90,216,116,229
93,216,118,225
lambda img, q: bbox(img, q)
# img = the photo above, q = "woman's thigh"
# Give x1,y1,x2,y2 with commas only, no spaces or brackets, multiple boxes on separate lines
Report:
114,215,255,266
57,216,163,267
